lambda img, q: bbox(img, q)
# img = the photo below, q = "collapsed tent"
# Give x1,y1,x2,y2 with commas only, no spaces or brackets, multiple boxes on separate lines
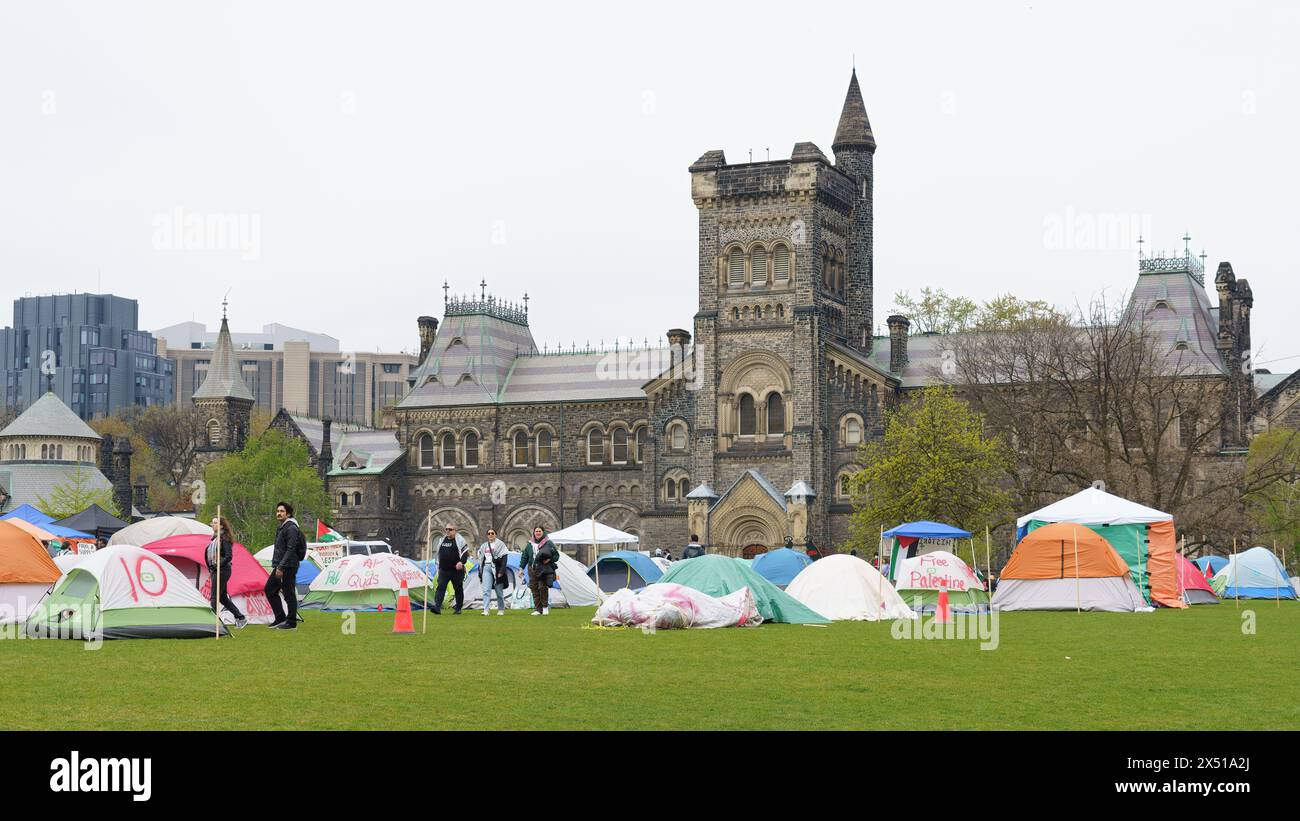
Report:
587,550,664,593
301,553,433,611
893,550,990,614
26,544,228,639
1210,547,1297,600
992,523,1144,612
143,534,277,624
749,548,812,588
0,520,62,623
785,553,916,621
882,521,973,584
1018,487,1183,609
1175,552,1218,605
109,515,211,547
592,583,761,629
659,555,828,624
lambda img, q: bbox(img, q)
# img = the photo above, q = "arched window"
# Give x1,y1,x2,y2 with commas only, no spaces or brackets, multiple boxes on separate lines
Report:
440,433,455,468
844,417,863,446
669,421,687,451
339,492,349,507
663,470,690,503
634,427,646,463
463,431,479,468
738,394,757,436
513,431,529,467
587,428,604,465
536,429,553,466
207,419,221,447
666,480,677,501
766,393,785,435
728,248,745,286
352,492,361,506
773,244,790,282
418,433,434,468
751,247,768,286
56,444,63,460
41,444,48,460
679,478,689,499
838,472,854,499
387,486,396,509
611,428,629,464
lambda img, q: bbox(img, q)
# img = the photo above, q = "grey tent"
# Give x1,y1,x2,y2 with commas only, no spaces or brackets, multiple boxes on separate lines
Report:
54,505,130,541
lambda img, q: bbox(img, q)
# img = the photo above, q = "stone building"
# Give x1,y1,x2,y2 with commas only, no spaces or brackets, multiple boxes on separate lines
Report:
0,391,122,515
306,70,1279,560
192,306,254,472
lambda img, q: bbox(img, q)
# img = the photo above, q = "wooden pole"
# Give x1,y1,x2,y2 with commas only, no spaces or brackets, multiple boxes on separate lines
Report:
1178,535,1186,606
422,512,432,634
985,527,992,595
214,504,222,640
593,517,600,591
1233,537,1239,609
1275,541,1281,609
1073,526,1080,614
877,524,885,615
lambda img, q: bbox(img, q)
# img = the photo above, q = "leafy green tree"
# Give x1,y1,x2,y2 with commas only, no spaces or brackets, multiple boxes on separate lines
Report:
199,428,331,550
891,288,977,335
847,387,1013,554
37,466,121,520
1244,427,1300,567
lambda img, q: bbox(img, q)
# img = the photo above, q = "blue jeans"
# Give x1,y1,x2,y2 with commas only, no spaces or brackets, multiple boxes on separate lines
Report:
482,575,505,612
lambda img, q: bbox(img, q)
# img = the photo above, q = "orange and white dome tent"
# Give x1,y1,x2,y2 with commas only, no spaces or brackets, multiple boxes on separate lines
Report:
0,520,62,624
992,523,1145,612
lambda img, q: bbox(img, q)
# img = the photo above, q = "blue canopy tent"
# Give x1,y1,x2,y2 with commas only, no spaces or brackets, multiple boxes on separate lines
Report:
1211,547,1296,600
881,521,974,584
1195,555,1229,577
749,547,813,588
0,504,93,540
587,550,663,593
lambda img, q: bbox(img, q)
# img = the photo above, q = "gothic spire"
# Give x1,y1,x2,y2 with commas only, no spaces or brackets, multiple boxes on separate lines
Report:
832,68,876,152
193,308,255,402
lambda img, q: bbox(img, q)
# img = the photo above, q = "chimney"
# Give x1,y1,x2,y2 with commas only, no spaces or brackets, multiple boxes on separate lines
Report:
417,316,439,363
887,315,910,374
318,416,334,479
98,434,115,482
133,476,149,514
112,436,134,518
667,328,691,369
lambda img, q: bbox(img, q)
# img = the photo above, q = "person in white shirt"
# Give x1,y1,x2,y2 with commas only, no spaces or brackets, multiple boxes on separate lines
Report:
478,528,509,616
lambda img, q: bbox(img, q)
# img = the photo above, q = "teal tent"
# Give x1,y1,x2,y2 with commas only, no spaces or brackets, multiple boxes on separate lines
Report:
658,555,829,624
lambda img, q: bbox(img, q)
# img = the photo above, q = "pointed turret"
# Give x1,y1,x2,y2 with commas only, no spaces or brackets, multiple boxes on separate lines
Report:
193,312,254,401
832,69,876,153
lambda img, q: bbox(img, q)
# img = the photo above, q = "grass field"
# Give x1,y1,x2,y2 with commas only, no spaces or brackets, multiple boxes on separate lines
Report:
3,602,1297,730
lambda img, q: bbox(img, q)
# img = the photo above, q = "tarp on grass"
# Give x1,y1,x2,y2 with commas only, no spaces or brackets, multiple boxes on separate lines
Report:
592,583,761,629
658,555,828,624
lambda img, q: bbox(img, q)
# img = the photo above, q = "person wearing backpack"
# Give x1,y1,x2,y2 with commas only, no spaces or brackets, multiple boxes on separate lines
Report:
266,501,306,630
206,514,247,628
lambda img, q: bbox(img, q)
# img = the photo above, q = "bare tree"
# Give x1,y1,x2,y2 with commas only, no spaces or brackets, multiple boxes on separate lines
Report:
939,295,1298,550
134,404,208,487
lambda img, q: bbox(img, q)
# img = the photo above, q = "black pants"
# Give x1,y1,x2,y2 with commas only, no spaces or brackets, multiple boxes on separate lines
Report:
434,569,464,612
265,567,298,624
209,564,245,620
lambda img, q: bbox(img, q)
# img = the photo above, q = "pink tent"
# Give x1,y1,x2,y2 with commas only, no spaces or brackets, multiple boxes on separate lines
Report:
1176,552,1219,605
143,534,277,623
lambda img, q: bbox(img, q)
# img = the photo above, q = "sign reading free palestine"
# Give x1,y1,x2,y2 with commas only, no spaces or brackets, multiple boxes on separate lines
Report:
896,552,981,592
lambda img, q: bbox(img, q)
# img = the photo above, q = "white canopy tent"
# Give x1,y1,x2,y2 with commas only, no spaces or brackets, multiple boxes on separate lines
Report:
1017,487,1170,528
547,519,639,547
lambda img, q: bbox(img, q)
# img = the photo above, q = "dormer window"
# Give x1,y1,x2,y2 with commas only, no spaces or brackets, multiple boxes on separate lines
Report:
447,337,465,349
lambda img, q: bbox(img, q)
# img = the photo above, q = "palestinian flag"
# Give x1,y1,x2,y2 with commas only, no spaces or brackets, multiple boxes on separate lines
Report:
316,521,344,542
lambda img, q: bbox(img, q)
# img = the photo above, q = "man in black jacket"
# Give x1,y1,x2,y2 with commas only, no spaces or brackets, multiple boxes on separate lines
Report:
681,535,705,560
432,523,469,614
265,501,306,630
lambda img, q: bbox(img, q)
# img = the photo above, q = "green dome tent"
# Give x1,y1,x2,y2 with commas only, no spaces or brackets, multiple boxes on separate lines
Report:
658,555,829,624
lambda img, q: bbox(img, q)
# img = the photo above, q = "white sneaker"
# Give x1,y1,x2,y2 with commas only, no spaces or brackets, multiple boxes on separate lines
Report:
531,611,541,616
542,607,550,615
482,610,489,616
497,610,505,616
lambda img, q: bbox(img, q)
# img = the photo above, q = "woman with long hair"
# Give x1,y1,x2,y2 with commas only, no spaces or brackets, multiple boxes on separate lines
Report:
520,525,560,616
207,515,248,628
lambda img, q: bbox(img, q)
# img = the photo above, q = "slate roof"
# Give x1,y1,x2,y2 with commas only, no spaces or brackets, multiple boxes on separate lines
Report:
329,429,404,476
0,463,113,514
193,316,255,401
0,392,101,440
832,69,876,151
286,414,369,456
712,469,788,513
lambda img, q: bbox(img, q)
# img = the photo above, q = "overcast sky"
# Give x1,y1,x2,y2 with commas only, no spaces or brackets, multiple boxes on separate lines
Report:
1,1,1297,370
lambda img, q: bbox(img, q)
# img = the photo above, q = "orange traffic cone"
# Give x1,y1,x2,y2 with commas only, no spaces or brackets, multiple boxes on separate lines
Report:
393,579,415,634
935,579,953,624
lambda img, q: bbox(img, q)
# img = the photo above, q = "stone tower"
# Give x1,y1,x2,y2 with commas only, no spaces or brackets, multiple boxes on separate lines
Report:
193,304,255,457
685,69,882,552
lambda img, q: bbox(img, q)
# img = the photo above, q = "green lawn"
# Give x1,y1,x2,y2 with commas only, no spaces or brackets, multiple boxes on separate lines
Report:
3,603,1297,730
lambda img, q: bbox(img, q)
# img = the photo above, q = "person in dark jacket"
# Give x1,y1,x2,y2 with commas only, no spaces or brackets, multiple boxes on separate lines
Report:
432,523,469,614
265,501,305,630
681,535,705,560
207,515,247,628
522,525,560,615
